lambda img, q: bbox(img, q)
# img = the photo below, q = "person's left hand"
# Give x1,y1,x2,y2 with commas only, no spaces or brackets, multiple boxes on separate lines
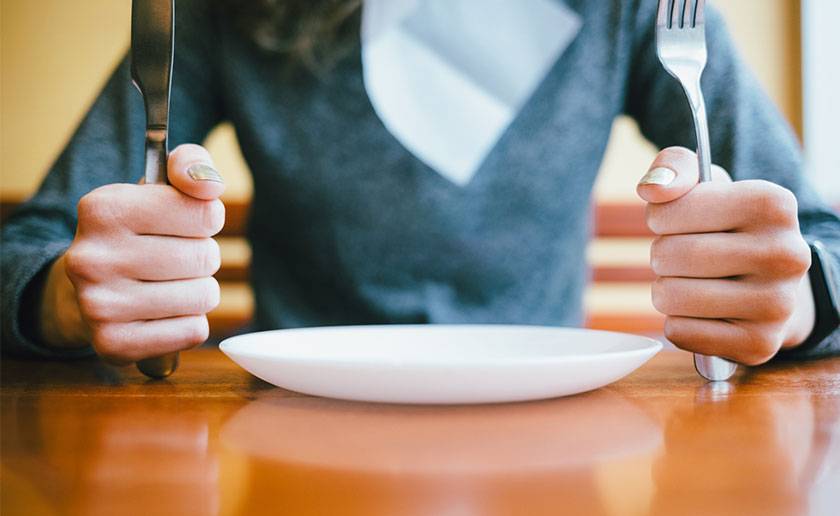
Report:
636,147,815,365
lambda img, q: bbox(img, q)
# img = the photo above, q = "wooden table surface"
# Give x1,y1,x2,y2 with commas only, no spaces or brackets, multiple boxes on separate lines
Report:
2,348,839,516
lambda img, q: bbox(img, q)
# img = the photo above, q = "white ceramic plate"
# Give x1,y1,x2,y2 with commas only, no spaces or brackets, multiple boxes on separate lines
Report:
220,325,661,404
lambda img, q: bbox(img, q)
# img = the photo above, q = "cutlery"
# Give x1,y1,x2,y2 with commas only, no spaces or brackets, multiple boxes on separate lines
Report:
655,0,737,381
131,0,179,378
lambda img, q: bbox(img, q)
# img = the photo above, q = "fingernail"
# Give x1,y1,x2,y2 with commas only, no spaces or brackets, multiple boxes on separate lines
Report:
639,167,676,186
187,164,223,183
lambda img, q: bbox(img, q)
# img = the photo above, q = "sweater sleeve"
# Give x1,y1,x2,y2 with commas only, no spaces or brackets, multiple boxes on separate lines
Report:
622,0,840,359
0,0,224,358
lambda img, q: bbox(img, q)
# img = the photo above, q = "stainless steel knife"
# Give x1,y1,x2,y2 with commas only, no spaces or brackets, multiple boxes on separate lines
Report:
131,0,179,378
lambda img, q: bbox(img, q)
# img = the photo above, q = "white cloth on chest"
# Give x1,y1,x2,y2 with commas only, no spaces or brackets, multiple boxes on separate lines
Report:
361,0,582,185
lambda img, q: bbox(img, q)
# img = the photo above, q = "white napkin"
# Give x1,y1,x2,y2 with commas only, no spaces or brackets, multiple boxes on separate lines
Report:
361,0,582,185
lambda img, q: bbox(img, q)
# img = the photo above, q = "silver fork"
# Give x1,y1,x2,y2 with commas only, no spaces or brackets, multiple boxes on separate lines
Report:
655,0,737,382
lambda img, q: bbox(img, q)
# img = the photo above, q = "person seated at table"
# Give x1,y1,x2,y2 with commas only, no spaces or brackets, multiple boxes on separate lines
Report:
1,0,838,366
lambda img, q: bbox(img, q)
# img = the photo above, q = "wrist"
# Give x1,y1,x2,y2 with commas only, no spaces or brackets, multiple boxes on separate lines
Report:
790,240,840,354
40,255,90,349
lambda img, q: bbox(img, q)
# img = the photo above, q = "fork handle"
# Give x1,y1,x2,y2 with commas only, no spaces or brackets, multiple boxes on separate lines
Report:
692,87,713,183
682,80,738,382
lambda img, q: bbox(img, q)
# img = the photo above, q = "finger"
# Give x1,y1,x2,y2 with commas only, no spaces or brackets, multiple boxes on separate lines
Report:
80,277,220,323
664,317,781,365
93,315,210,364
116,236,221,281
650,232,810,279
644,180,799,235
637,147,733,204
636,147,699,204
651,277,795,321
710,164,732,183
77,184,225,238
167,144,225,201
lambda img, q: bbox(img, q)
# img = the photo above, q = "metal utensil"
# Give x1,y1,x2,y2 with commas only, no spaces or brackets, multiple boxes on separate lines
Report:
655,0,737,382
131,0,179,379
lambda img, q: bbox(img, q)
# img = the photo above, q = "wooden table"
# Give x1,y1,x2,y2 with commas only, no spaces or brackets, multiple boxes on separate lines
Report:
2,348,839,516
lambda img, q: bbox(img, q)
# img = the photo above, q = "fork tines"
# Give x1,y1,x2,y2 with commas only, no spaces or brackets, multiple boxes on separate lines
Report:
657,0,705,29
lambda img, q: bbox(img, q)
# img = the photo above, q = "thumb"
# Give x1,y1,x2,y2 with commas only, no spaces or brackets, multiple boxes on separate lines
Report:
636,146,699,204
637,147,732,204
165,144,226,200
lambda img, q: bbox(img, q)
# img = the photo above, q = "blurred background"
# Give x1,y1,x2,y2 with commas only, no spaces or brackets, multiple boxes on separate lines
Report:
1,0,837,337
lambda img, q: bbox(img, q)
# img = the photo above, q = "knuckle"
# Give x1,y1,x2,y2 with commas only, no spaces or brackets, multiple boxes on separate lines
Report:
64,243,110,282
63,245,89,282
793,236,812,268
757,283,797,321
649,237,665,275
761,235,812,277
784,237,812,275
645,204,666,235
741,326,782,365
198,238,222,276
77,185,129,229
170,245,192,278
754,182,799,227
184,316,210,346
198,277,221,313
76,189,108,225
663,317,680,343
164,240,193,278
91,325,127,362
199,200,225,236
650,278,670,314
77,287,114,322
662,317,693,351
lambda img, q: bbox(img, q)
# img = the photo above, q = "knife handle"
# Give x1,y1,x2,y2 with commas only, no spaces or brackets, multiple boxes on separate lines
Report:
143,128,168,185
136,129,180,379
137,353,180,379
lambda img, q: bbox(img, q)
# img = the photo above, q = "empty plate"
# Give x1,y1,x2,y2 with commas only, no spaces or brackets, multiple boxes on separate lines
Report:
220,325,661,404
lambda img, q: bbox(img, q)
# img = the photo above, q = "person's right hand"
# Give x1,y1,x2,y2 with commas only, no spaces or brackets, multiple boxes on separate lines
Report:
40,144,225,364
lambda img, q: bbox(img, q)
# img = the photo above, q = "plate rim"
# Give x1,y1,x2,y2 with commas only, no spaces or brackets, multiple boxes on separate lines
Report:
219,324,663,368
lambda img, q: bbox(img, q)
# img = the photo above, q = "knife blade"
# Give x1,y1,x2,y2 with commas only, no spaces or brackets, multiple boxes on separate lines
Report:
131,0,179,379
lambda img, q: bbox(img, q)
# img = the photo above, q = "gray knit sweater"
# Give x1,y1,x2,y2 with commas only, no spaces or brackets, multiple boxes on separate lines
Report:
2,0,838,359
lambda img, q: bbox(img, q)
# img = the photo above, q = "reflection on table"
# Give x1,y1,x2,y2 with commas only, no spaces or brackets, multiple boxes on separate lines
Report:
1,350,838,515
222,389,661,516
